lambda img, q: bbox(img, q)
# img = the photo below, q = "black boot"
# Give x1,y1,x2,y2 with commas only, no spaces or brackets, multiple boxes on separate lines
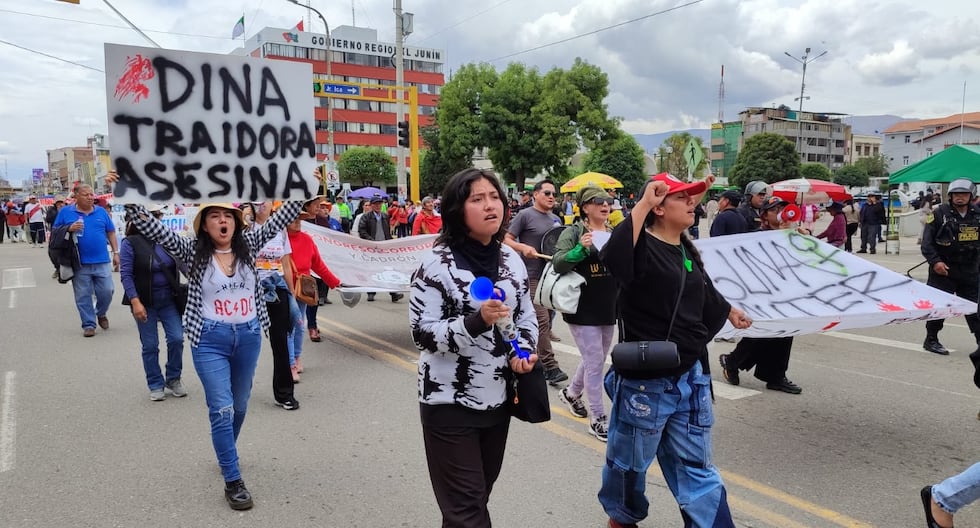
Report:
224,479,253,510
923,337,950,356
970,348,980,388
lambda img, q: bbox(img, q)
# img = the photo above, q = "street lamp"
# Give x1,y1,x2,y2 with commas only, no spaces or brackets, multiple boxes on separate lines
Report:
784,47,827,160
285,0,334,171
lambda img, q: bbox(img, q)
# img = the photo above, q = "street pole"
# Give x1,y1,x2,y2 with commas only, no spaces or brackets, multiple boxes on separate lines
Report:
785,47,827,161
394,0,407,201
286,0,334,172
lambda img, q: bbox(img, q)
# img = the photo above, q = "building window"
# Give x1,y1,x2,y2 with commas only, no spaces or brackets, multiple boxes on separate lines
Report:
904,135,911,143
902,155,910,166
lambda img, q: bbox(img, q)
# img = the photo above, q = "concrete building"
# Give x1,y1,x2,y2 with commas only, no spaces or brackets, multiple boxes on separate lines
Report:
846,134,882,164
882,112,980,170
46,146,93,191
237,24,444,169
709,121,743,180
737,106,850,170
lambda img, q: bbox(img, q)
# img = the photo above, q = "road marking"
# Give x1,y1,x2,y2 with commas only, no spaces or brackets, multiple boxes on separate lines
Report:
823,331,931,353
0,371,16,472
315,317,871,527
1,268,36,289
7,290,15,309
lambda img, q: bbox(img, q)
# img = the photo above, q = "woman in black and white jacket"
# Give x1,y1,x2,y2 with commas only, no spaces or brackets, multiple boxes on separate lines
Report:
410,168,538,528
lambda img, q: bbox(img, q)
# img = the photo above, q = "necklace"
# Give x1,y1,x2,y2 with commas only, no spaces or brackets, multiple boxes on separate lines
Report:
214,254,236,275
214,248,233,254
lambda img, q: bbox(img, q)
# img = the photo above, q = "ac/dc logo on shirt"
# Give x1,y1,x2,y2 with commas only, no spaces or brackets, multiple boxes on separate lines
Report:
214,298,254,317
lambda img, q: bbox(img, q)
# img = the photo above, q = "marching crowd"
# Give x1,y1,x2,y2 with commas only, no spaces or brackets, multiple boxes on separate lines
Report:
4,170,980,527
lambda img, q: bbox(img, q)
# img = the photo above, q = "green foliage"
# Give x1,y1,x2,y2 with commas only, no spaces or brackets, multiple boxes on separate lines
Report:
433,58,619,191
833,165,869,187
337,147,396,186
419,123,470,197
656,133,709,178
800,163,832,181
854,154,890,180
729,133,801,189
583,132,647,195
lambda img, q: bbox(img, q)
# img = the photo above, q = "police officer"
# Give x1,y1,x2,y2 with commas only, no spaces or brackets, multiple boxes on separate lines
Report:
737,180,769,232
921,178,980,355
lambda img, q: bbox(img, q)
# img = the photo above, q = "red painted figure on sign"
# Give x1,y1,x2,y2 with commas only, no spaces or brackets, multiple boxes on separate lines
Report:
114,54,155,103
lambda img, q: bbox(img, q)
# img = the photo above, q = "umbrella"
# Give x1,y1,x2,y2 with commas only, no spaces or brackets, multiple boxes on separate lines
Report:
771,178,851,204
348,186,389,200
559,172,623,193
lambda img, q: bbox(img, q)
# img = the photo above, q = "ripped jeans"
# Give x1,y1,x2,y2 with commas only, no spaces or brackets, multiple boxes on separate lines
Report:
191,318,263,483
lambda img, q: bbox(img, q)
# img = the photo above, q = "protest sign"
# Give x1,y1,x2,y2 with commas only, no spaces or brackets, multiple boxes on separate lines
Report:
301,222,436,292
104,44,317,204
696,230,977,338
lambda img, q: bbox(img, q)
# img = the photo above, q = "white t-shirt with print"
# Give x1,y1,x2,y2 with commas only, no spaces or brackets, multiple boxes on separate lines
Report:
200,259,257,324
254,228,291,281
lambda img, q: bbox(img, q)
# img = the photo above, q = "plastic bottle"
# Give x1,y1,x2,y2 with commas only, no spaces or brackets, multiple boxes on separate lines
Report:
75,213,84,238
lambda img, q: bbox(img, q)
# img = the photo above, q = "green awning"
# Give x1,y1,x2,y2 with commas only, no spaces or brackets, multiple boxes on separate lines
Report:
889,144,980,184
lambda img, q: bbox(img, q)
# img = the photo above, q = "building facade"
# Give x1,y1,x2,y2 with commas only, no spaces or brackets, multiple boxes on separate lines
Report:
237,25,444,168
882,112,980,170
46,146,94,191
736,106,850,170
709,121,743,181
846,133,882,165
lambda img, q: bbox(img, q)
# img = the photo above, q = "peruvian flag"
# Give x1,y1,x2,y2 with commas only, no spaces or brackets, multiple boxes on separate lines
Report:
295,20,304,32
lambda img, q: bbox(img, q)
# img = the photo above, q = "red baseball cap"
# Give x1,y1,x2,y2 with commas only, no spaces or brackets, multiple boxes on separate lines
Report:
651,172,707,196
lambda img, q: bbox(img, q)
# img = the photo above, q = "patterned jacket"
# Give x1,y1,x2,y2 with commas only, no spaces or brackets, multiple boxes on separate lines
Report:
126,201,303,348
410,243,537,411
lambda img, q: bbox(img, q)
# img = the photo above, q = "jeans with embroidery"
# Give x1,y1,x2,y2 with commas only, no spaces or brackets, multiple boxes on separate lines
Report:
599,361,734,527
191,318,262,483
72,262,115,330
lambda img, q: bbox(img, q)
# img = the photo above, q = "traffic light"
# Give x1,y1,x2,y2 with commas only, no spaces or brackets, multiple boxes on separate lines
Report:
397,120,410,148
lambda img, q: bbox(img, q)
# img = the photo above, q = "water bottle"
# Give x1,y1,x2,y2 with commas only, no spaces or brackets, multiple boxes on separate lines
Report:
75,213,84,238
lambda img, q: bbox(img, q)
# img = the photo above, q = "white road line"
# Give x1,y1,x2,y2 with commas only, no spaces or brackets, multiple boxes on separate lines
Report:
0,371,16,472
554,341,762,399
823,331,962,353
7,290,15,309
1,268,36,289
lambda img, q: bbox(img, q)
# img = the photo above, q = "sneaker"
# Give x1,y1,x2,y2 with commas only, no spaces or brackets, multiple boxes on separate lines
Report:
558,387,588,418
149,388,166,401
165,379,187,398
923,338,950,356
224,479,253,510
590,415,609,442
544,367,568,386
766,377,803,394
719,354,739,385
275,398,300,411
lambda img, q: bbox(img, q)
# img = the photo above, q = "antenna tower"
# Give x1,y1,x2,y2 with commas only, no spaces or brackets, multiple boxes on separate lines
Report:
717,64,725,123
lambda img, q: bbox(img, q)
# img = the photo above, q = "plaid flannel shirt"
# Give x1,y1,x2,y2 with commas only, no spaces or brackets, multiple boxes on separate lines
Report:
126,201,303,348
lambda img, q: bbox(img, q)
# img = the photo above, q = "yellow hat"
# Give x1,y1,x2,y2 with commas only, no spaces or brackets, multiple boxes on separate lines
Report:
192,203,245,235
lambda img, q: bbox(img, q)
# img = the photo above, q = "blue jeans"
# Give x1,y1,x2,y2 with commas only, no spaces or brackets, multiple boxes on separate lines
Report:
287,294,303,367
72,262,114,329
191,318,262,483
933,462,980,514
135,290,184,390
599,362,734,527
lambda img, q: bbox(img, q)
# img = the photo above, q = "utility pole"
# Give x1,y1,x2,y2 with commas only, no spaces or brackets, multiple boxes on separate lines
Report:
393,0,406,201
286,0,333,172
784,47,827,161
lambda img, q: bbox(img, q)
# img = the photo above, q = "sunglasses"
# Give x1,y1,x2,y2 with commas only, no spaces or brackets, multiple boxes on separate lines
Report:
585,197,615,206
539,190,556,197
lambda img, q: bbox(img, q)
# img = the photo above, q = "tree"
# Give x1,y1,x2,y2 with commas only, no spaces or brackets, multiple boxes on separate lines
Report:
854,154,890,181
800,163,832,181
337,147,396,186
729,133,800,189
434,63,497,164
833,165,869,187
583,131,647,195
419,124,470,197
656,132,709,179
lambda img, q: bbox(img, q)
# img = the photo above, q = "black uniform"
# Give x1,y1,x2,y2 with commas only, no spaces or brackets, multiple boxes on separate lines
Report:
921,202,980,345
736,202,763,232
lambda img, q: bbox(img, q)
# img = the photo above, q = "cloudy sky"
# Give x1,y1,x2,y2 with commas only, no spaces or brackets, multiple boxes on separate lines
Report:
1,0,978,186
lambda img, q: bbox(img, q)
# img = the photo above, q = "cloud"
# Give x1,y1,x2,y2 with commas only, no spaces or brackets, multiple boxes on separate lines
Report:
857,40,921,85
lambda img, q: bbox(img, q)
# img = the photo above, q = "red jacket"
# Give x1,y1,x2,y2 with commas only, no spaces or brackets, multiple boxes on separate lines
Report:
412,211,443,235
286,229,341,288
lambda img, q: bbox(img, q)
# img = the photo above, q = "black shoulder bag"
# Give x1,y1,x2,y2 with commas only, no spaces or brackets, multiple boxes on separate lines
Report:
610,244,686,372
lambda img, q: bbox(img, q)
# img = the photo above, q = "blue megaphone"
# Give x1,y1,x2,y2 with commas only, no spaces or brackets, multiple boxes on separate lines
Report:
470,277,529,360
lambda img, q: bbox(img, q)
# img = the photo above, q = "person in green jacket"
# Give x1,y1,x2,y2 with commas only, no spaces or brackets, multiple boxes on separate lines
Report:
335,196,353,233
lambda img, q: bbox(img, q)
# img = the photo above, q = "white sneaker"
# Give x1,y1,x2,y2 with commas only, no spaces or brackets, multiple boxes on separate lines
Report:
590,415,609,442
149,388,166,401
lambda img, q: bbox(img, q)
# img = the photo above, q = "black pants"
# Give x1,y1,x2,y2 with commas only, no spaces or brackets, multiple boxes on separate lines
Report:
0,217,5,243
844,223,858,252
726,336,793,383
925,267,980,340
266,288,295,403
422,419,510,528
860,223,879,251
29,222,45,244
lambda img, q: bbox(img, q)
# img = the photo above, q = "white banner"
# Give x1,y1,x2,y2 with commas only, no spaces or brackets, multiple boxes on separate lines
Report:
697,230,977,338
104,44,318,204
301,222,437,292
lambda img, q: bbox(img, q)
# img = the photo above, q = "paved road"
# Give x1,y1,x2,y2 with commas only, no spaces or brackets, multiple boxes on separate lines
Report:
0,235,977,527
